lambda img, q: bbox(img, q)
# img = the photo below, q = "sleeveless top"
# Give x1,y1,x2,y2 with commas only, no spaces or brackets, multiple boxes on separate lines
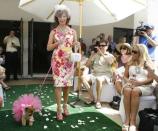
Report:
51,27,75,87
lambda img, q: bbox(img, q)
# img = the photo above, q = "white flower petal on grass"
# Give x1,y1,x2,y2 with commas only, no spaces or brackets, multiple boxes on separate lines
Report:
71,125,75,128
95,117,99,119
39,112,43,116
45,110,48,112
5,115,9,117
56,125,59,128
63,121,66,124
48,113,51,116
41,96,44,98
13,91,15,94
50,120,53,122
46,118,49,121
89,120,95,123
43,114,48,117
87,116,90,119
47,96,49,98
75,125,79,128
44,125,48,129
102,127,107,129
78,120,82,122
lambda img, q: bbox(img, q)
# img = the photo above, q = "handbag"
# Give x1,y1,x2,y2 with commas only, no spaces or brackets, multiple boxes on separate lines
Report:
70,53,81,62
139,108,158,131
109,96,121,110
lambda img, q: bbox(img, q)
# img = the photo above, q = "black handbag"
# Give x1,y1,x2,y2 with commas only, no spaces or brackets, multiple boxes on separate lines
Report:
109,96,121,110
139,108,158,131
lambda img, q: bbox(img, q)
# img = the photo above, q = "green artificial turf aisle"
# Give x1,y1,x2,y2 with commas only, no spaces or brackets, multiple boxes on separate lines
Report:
0,84,121,131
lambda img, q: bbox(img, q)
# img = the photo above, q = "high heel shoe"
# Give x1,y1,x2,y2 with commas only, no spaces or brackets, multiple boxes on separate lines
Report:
56,107,63,121
63,104,69,117
56,112,63,121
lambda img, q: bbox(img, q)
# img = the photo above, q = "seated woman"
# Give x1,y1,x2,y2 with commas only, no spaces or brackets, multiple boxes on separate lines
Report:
81,40,115,109
114,43,132,95
0,65,10,90
0,46,10,90
122,44,154,131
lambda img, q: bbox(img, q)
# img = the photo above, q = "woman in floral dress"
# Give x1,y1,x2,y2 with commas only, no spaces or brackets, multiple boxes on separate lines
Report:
47,5,79,121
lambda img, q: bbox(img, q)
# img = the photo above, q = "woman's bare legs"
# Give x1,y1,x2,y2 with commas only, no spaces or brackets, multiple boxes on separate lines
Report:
0,79,10,90
115,81,123,95
81,76,94,102
130,88,141,126
95,78,104,109
55,87,63,120
123,87,132,126
63,86,70,116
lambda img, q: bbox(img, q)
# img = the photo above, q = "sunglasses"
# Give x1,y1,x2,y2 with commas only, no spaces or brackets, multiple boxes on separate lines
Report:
120,46,127,50
99,44,107,47
132,50,138,54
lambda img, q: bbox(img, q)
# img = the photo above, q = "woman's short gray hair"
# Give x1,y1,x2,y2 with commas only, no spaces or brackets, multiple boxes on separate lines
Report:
54,4,71,24
54,4,70,18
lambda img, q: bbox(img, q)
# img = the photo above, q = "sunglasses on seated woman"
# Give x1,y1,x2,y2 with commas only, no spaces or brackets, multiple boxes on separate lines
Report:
99,44,108,47
132,50,138,54
120,46,127,50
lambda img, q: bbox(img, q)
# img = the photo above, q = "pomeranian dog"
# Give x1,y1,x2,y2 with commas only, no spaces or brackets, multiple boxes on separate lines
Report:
21,105,35,126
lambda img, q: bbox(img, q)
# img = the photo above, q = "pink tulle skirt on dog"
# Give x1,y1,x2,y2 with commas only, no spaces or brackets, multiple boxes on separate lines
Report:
13,94,42,122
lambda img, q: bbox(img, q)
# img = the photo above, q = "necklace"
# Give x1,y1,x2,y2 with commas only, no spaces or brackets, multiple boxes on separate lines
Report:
58,26,68,34
135,66,141,74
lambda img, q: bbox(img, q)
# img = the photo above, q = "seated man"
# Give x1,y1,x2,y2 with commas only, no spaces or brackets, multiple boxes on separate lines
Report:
81,40,115,109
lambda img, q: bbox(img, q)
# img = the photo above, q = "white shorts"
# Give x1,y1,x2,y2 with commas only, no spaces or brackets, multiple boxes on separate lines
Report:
85,74,111,85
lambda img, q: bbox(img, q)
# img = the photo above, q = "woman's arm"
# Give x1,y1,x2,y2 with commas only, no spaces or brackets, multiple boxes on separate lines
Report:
85,53,96,68
72,30,80,52
137,73,153,86
130,68,153,87
145,64,158,82
123,64,130,83
47,30,58,51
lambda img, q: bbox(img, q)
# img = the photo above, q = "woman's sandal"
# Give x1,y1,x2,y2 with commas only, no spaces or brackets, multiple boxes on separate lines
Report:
129,125,136,131
84,100,95,105
56,112,63,121
95,102,102,109
122,124,129,131
56,107,63,121
63,105,69,117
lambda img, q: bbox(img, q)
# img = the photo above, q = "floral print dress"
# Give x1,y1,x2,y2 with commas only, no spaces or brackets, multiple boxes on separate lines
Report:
51,27,75,87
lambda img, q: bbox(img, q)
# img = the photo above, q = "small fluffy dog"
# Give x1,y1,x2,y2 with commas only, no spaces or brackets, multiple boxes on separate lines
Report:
21,105,35,126
13,94,42,126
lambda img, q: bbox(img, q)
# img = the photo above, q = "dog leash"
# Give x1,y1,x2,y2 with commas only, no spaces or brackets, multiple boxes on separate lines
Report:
36,66,52,96
36,44,80,96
